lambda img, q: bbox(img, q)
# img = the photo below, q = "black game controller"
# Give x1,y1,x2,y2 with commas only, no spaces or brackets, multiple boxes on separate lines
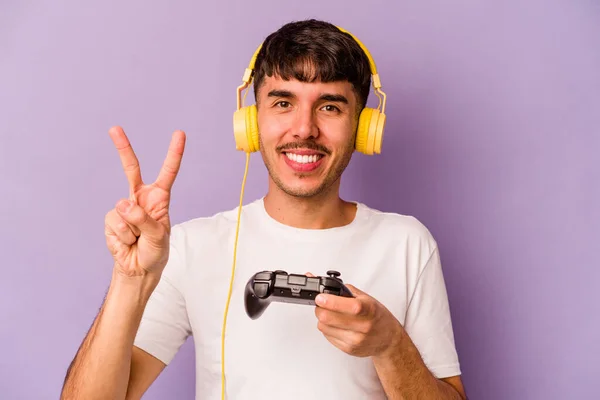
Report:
244,270,354,319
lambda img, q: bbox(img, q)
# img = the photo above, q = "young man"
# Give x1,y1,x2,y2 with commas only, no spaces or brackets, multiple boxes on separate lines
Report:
61,19,466,400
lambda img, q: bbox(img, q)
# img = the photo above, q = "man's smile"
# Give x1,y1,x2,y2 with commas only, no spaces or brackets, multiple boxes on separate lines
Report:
281,150,326,172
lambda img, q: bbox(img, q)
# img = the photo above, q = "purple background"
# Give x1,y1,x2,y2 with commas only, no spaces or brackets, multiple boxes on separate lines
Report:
1,0,598,399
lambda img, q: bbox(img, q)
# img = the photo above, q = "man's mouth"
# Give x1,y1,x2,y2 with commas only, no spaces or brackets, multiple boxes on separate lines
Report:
283,151,324,164
281,150,325,172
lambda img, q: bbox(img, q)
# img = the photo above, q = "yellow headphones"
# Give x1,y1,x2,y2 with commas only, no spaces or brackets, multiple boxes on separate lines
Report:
221,26,386,399
232,26,388,156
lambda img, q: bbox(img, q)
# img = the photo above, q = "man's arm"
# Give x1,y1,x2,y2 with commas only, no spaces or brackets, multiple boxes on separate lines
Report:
372,326,466,399
61,126,188,399
61,271,165,400
314,283,466,399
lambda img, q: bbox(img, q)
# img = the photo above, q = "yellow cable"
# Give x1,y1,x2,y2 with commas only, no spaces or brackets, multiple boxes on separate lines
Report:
221,151,251,400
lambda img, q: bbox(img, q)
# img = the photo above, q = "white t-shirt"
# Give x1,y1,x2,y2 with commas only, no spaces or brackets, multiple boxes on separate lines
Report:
134,197,461,399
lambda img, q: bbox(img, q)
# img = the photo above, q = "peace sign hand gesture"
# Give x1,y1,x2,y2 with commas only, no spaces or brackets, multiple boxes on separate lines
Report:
104,126,186,281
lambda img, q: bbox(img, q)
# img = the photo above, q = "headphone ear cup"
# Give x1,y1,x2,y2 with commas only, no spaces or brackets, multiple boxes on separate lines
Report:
355,108,385,155
355,108,372,154
372,111,386,155
233,105,260,153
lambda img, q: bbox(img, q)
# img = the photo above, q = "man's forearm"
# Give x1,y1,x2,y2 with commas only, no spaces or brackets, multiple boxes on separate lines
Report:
372,324,463,400
61,270,157,400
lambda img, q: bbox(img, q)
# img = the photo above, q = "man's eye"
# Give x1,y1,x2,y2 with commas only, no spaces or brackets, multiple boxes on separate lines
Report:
276,101,291,108
322,105,340,112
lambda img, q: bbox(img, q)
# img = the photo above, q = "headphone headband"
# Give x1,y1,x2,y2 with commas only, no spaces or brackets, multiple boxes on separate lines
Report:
241,26,381,89
234,23,387,156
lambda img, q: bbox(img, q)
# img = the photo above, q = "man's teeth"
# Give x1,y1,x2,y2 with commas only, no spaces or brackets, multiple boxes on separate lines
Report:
285,153,322,164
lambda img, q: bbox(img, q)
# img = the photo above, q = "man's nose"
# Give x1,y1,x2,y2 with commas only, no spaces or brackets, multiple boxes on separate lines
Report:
292,107,319,140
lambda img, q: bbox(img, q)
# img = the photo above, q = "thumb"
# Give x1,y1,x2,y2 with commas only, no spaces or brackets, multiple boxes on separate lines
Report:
116,199,164,241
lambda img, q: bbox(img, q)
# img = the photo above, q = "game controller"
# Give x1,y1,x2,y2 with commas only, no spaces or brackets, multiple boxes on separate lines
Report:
244,269,354,319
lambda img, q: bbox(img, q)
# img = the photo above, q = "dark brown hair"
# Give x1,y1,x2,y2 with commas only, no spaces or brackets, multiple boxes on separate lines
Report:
252,19,372,110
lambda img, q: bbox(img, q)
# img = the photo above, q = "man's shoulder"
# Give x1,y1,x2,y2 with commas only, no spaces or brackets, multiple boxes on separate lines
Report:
169,198,261,240
359,202,438,246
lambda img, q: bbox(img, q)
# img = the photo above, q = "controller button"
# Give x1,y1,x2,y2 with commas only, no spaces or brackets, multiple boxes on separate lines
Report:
254,282,269,298
327,270,341,278
274,270,288,275
288,275,307,285
255,272,271,281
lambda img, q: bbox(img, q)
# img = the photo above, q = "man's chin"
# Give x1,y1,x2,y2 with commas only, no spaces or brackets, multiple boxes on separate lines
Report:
281,187,324,198
272,177,328,198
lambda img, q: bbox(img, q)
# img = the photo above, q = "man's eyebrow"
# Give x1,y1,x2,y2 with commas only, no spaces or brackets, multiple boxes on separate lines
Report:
319,93,348,104
267,90,295,98
266,90,349,105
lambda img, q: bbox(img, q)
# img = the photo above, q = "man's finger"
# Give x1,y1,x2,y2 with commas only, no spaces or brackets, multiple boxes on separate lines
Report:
115,199,164,242
316,293,369,316
109,203,142,237
109,126,143,193
317,321,348,341
317,322,366,354
315,306,360,330
154,130,186,192
105,208,138,245
105,234,127,258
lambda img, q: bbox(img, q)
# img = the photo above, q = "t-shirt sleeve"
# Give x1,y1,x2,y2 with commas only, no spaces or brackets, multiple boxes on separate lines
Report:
403,246,461,379
133,226,192,365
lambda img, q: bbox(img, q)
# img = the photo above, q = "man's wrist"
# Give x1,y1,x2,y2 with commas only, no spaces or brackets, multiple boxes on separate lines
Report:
370,322,463,399
109,268,161,307
373,320,406,363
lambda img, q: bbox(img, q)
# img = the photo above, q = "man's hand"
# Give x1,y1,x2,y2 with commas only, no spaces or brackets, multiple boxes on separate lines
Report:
105,126,186,281
61,126,186,400
308,274,467,399
313,283,404,358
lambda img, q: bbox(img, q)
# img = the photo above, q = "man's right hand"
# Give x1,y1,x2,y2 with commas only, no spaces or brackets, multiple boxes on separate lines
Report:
104,126,186,281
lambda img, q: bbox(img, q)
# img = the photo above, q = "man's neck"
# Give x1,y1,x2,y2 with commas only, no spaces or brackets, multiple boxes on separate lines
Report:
263,183,357,230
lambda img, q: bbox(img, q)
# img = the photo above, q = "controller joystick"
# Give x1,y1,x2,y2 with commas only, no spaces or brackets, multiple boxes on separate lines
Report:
244,270,354,319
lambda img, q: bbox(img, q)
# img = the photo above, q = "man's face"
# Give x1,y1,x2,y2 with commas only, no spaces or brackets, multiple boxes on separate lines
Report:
256,75,359,198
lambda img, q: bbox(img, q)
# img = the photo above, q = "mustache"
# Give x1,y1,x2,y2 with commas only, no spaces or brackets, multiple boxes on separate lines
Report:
276,141,332,155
